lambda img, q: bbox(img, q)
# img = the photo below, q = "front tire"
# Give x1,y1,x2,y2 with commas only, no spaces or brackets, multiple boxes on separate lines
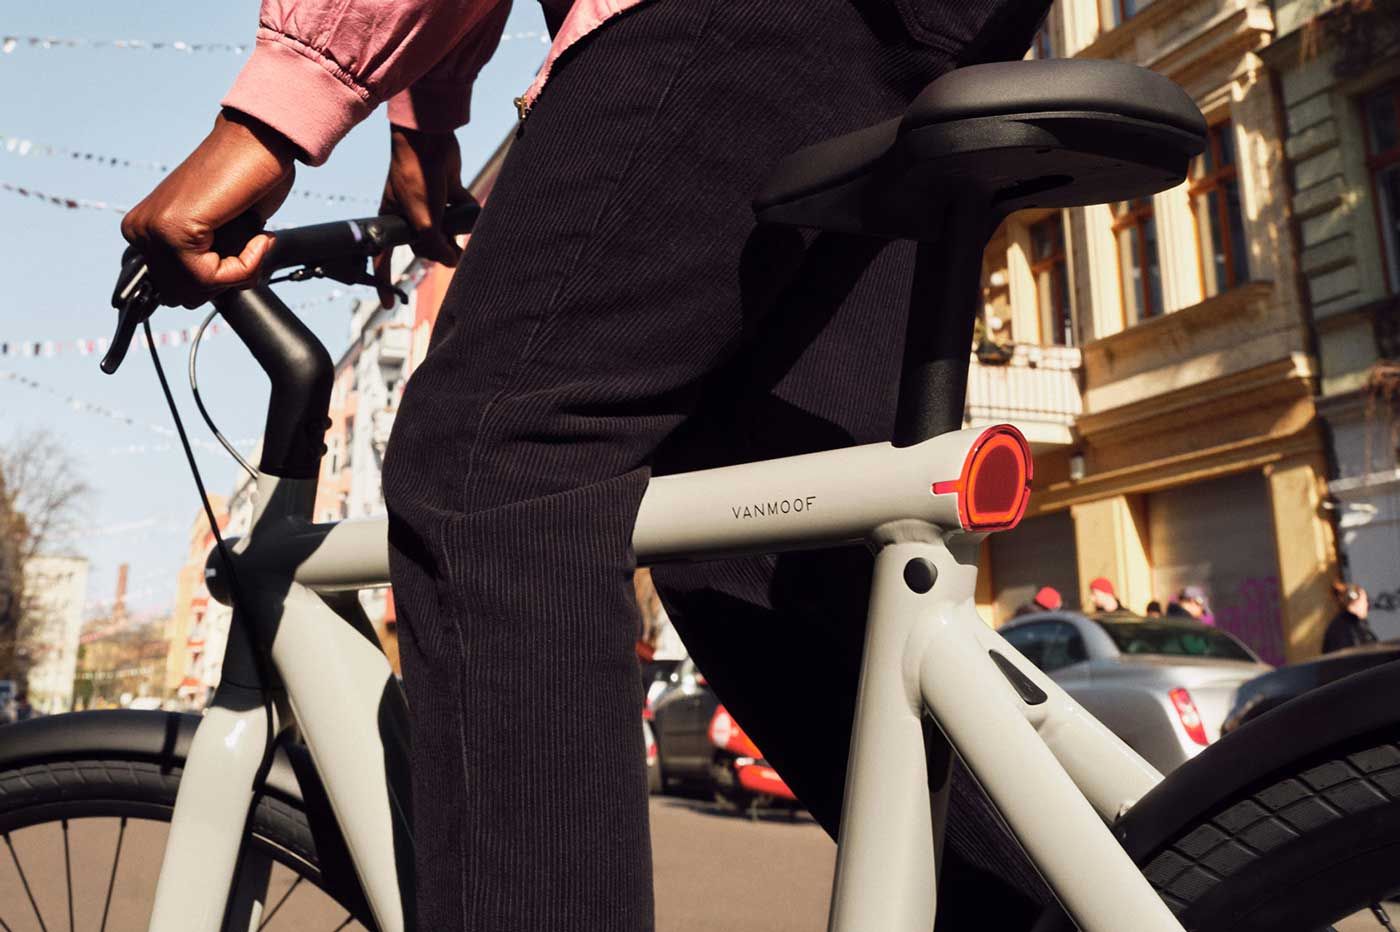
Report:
0,752,374,930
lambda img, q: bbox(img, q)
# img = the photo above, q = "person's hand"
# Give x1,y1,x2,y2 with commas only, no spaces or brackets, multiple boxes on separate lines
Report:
121,110,297,308
373,125,473,308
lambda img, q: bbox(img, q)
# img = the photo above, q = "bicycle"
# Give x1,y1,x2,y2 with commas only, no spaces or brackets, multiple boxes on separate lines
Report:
4,57,1400,932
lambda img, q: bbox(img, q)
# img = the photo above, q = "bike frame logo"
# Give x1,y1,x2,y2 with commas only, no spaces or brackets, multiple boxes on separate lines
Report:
731,496,816,519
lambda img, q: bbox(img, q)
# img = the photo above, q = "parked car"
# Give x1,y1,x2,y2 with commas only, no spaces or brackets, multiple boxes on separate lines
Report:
643,719,662,794
1000,612,1271,773
1221,641,1400,736
650,657,718,791
641,657,684,723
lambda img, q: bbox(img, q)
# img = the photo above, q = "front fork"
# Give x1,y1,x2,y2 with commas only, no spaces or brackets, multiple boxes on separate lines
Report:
148,624,277,932
147,581,412,932
828,526,1183,932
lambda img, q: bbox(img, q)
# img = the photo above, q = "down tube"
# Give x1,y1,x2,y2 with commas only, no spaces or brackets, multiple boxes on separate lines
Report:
912,553,1182,930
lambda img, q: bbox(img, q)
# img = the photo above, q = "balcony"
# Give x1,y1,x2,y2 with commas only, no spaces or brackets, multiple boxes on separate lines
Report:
371,407,396,455
375,325,412,368
964,343,1082,448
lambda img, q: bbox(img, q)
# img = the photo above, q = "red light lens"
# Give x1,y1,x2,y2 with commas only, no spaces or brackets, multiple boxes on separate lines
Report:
932,426,1032,532
1169,687,1209,746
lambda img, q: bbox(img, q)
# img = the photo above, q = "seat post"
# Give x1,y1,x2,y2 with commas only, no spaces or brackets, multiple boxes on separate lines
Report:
891,197,997,447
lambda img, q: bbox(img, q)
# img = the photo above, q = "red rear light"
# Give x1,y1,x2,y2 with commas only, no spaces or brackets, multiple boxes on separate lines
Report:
932,425,1033,532
1169,687,1208,746
708,707,762,758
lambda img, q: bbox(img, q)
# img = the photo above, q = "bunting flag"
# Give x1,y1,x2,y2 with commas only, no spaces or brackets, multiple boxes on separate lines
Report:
2,134,381,205
0,31,549,56
2,179,128,213
0,289,353,359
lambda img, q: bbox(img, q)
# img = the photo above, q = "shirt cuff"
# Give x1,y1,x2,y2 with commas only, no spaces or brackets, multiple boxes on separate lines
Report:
386,83,472,134
221,33,374,166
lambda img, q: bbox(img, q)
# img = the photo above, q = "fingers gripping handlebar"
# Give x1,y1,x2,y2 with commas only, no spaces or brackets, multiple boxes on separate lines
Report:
103,201,479,478
103,201,480,375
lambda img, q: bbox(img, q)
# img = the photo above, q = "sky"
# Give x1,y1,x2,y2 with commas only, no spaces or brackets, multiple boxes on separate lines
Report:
0,1,549,618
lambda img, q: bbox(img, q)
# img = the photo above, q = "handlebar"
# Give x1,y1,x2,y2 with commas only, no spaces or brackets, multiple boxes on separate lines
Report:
102,201,481,375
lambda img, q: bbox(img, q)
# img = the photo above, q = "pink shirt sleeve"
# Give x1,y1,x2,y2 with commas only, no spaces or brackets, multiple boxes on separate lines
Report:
221,0,512,166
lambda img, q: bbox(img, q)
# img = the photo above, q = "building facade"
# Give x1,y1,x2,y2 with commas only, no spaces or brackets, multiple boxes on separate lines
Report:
1261,0,1400,637
19,554,88,713
163,495,228,705
971,0,1339,664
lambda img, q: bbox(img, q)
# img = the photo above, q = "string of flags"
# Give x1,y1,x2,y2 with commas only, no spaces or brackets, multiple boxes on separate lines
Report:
2,178,127,214
0,369,207,445
2,134,380,206
0,289,354,360
1,31,550,56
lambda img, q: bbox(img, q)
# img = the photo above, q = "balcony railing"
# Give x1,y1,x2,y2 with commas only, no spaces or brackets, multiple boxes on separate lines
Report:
964,343,1082,446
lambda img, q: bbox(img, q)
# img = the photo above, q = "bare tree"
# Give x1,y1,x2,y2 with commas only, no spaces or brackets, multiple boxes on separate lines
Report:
0,430,90,682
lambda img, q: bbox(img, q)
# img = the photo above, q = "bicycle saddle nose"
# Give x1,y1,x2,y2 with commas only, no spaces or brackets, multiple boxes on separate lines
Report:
754,59,1206,240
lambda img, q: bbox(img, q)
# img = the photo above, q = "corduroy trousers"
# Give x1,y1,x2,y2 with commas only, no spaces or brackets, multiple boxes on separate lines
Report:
383,0,1053,928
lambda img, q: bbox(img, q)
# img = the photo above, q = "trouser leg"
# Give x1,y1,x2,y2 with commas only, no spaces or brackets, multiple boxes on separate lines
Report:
384,0,1050,928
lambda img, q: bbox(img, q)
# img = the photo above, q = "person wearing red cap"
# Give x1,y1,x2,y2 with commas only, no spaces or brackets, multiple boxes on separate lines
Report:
1088,577,1126,615
1014,586,1063,617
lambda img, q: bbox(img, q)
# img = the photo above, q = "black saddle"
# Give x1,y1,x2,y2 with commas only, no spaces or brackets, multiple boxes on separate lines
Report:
755,59,1206,239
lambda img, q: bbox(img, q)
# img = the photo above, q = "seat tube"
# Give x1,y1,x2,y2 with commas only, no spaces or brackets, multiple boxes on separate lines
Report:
891,198,997,447
827,526,953,932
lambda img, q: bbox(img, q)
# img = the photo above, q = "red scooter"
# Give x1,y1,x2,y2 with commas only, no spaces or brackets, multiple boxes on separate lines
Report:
706,704,799,815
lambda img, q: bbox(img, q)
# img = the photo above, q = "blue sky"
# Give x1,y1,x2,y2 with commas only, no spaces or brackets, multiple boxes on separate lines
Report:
1,1,548,617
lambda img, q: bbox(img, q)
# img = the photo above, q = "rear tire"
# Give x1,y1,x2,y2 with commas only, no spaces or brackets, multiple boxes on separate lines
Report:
1140,729,1400,930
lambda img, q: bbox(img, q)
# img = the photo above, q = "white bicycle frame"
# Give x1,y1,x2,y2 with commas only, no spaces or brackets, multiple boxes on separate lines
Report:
148,423,1187,932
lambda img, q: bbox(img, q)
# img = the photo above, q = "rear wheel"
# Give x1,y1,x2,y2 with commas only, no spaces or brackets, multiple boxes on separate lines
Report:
0,754,372,931
1141,730,1400,931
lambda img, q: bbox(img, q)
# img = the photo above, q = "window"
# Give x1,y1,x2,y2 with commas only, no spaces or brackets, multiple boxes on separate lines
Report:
1114,197,1163,323
1365,85,1400,291
1003,621,1089,673
1190,120,1250,297
1098,0,1144,31
343,416,355,468
1031,21,1054,60
1029,214,1073,346
1095,621,1255,661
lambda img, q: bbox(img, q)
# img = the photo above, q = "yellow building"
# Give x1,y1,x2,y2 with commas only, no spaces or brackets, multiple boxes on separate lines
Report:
970,0,1337,664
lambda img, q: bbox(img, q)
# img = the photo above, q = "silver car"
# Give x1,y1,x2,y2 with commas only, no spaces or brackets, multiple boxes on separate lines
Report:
999,612,1272,773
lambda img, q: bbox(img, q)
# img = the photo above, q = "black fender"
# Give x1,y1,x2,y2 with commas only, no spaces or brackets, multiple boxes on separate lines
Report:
0,710,376,926
1115,658,1400,862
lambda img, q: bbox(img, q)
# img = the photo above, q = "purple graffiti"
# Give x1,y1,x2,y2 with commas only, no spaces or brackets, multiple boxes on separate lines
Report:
1213,576,1286,666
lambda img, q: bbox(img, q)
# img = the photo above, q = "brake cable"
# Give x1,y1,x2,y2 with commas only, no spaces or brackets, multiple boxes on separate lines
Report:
142,318,278,760
188,308,259,482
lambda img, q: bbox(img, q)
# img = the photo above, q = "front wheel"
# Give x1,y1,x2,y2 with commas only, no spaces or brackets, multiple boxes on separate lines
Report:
1141,730,1400,931
0,752,373,931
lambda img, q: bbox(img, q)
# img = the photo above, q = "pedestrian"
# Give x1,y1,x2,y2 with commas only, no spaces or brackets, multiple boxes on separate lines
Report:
1087,576,1139,620
1145,600,1163,618
1167,586,1211,624
1322,583,1378,654
120,0,1060,927
1014,586,1063,617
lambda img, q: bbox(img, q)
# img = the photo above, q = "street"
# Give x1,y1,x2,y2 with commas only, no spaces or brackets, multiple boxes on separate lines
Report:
0,798,835,931
3,800,1398,929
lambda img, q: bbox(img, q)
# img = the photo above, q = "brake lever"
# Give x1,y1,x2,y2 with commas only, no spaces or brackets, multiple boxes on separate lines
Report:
101,248,159,374
276,256,409,304
102,212,267,375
